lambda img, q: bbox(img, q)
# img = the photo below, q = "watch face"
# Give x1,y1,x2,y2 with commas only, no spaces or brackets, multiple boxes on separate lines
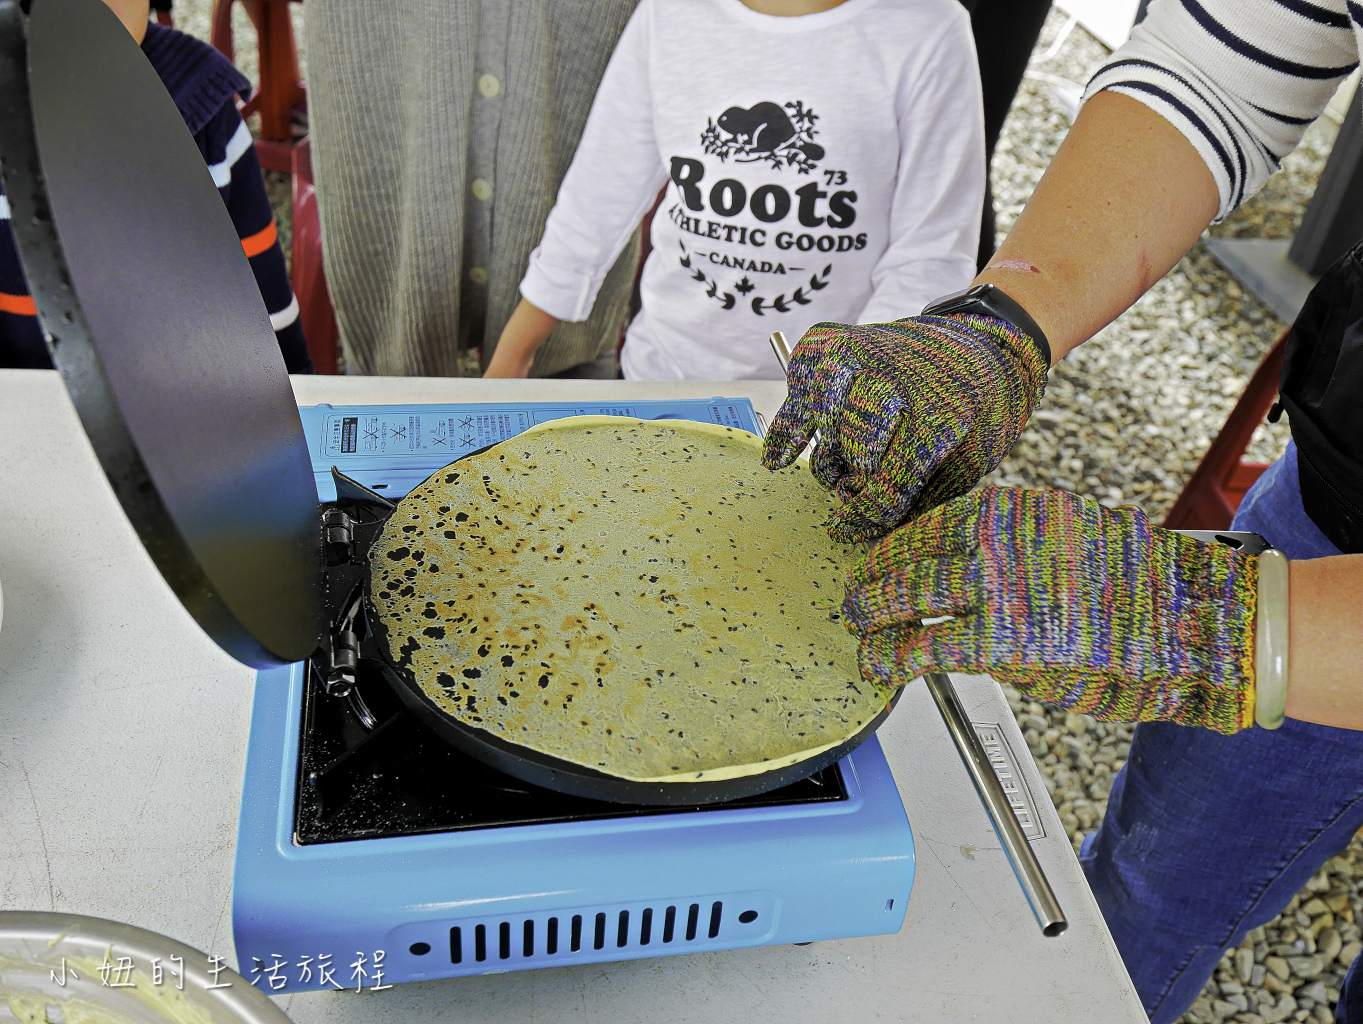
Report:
924,294,968,316
924,284,992,317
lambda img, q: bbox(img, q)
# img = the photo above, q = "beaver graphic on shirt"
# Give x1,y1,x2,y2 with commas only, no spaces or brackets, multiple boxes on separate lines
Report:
670,99,861,315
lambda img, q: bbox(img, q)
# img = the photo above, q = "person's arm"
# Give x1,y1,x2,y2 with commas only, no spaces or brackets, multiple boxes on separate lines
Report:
101,0,149,43
764,0,1358,539
855,11,982,323
1285,554,1363,730
973,90,1216,362
206,105,313,373
494,2,665,374
974,0,1359,361
842,488,1363,735
483,299,560,378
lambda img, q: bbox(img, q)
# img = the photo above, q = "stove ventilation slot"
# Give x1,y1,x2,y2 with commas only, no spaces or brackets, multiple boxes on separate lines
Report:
444,900,736,966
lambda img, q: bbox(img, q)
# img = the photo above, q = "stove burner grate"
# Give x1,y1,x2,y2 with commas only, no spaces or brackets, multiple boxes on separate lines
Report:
293,654,849,846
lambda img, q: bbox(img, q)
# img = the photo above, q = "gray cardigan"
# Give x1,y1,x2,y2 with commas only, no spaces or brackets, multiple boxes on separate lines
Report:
305,0,640,376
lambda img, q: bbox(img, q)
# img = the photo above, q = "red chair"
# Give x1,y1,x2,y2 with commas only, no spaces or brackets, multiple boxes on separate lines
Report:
211,0,306,174
290,137,340,374
1162,331,1287,530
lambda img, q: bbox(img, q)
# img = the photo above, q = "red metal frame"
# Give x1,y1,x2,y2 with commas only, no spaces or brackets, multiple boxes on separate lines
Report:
1162,331,1287,530
211,0,306,174
290,138,340,374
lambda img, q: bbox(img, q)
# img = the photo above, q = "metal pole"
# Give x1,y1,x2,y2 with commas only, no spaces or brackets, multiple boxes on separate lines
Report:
769,331,793,375
767,331,1067,937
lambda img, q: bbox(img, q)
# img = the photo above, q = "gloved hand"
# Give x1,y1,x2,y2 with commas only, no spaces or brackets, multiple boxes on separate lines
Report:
841,487,1259,734
761,314,1048,543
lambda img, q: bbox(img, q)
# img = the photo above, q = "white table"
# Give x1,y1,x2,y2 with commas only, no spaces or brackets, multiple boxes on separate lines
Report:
0,370,1145,1023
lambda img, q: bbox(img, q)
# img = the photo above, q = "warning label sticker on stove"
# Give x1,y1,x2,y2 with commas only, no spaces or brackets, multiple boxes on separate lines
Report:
708,403,749,429
322,411,530,458
339,417,358,453
317,401,760,462
531,406,637,424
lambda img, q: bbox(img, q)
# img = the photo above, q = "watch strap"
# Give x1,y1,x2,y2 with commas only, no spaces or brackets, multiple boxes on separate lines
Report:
922,283,1052,367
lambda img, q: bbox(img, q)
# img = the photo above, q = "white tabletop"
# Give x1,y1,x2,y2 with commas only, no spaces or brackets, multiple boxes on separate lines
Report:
0,370,1144,1023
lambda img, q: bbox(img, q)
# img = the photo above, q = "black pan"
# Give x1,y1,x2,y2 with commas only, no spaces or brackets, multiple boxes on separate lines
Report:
0,0,325,668
331,458,900,808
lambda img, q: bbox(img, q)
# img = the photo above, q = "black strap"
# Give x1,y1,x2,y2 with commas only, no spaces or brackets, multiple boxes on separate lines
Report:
922,283,1052,367
1278,237,1363,554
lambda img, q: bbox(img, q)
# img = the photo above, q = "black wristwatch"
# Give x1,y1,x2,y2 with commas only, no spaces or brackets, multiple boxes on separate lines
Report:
921,283,1051,367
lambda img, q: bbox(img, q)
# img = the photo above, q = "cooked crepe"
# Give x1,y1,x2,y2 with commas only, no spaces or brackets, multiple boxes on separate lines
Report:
368,416,891,783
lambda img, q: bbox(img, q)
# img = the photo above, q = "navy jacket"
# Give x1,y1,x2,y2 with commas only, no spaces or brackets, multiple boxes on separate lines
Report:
0,22,312,372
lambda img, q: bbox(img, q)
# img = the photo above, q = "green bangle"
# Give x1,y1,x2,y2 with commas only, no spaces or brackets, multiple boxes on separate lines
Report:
1254,548,1290,730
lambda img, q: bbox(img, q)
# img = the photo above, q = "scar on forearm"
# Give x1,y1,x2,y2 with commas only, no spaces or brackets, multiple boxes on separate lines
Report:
1137,249,1155,293
986,258,1041,273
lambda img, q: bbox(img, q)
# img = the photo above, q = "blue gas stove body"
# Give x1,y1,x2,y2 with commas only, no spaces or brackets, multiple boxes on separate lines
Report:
232,398,914,992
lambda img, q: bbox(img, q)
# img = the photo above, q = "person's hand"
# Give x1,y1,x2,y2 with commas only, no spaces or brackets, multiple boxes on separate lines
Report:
484,298,559,378
482,347,535,378
761,314,1048,543
841,487,1259,734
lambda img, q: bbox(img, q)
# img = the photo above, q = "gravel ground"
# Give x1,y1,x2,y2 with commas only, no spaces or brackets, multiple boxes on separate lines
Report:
985,12,1301,512
990,14,1359,1024
165,6,1359,1022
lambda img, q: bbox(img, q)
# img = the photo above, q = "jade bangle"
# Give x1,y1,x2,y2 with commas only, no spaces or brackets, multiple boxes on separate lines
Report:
1254,548,1290,730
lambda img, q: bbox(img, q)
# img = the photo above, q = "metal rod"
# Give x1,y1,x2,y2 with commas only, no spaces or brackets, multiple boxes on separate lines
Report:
768,331,1066,936
769,331,792,370
925,672,1067,936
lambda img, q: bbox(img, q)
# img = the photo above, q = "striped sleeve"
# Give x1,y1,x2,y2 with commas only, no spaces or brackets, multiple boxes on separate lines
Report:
196,103,313,373
1084,0,1360,220
0,187,53,368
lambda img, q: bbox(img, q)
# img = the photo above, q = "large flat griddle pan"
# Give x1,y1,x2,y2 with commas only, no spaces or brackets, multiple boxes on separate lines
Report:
0,0,325,667
334,442,902,808
371,612,903,807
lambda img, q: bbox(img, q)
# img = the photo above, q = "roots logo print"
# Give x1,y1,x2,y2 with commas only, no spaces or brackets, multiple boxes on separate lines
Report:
749,264,832,315
679,242,737,309
701,100,825,173
678,242,832,315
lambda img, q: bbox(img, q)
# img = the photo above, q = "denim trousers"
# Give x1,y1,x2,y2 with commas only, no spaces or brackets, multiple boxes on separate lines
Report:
1078,441,1363,1024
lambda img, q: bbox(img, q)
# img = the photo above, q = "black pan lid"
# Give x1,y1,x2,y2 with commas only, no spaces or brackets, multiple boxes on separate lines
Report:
0,0,325,666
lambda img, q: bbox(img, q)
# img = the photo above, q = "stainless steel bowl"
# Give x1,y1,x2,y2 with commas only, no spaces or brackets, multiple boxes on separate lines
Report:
0,912,292,1024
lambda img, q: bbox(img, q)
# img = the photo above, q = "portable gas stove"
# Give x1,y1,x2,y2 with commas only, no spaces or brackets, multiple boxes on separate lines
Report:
0,1,915,992
232,397,914,990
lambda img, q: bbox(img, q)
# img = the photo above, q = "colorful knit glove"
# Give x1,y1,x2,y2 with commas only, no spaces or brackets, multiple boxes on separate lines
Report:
842,487,1259,734
762,314,1047,543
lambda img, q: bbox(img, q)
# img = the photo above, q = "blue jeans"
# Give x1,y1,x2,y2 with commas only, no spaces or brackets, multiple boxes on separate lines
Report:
1079,441,1363,1024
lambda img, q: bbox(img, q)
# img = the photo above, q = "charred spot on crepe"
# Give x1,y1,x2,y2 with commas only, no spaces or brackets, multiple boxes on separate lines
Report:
368,417,892,783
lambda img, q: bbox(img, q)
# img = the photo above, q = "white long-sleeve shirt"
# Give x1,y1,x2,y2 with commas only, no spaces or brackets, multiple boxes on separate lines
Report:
518,0,984,380
1086,0,1360,222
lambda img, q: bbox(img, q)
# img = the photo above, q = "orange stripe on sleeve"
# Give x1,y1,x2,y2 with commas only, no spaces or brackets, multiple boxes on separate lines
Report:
241,220,278,259
0,292,37,316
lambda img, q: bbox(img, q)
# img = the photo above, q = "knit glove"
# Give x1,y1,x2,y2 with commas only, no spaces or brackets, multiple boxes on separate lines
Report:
842,487,1259,734
761,314,1047,543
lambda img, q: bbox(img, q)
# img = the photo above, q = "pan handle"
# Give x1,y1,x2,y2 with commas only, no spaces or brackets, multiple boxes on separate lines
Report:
768,331,1066,937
